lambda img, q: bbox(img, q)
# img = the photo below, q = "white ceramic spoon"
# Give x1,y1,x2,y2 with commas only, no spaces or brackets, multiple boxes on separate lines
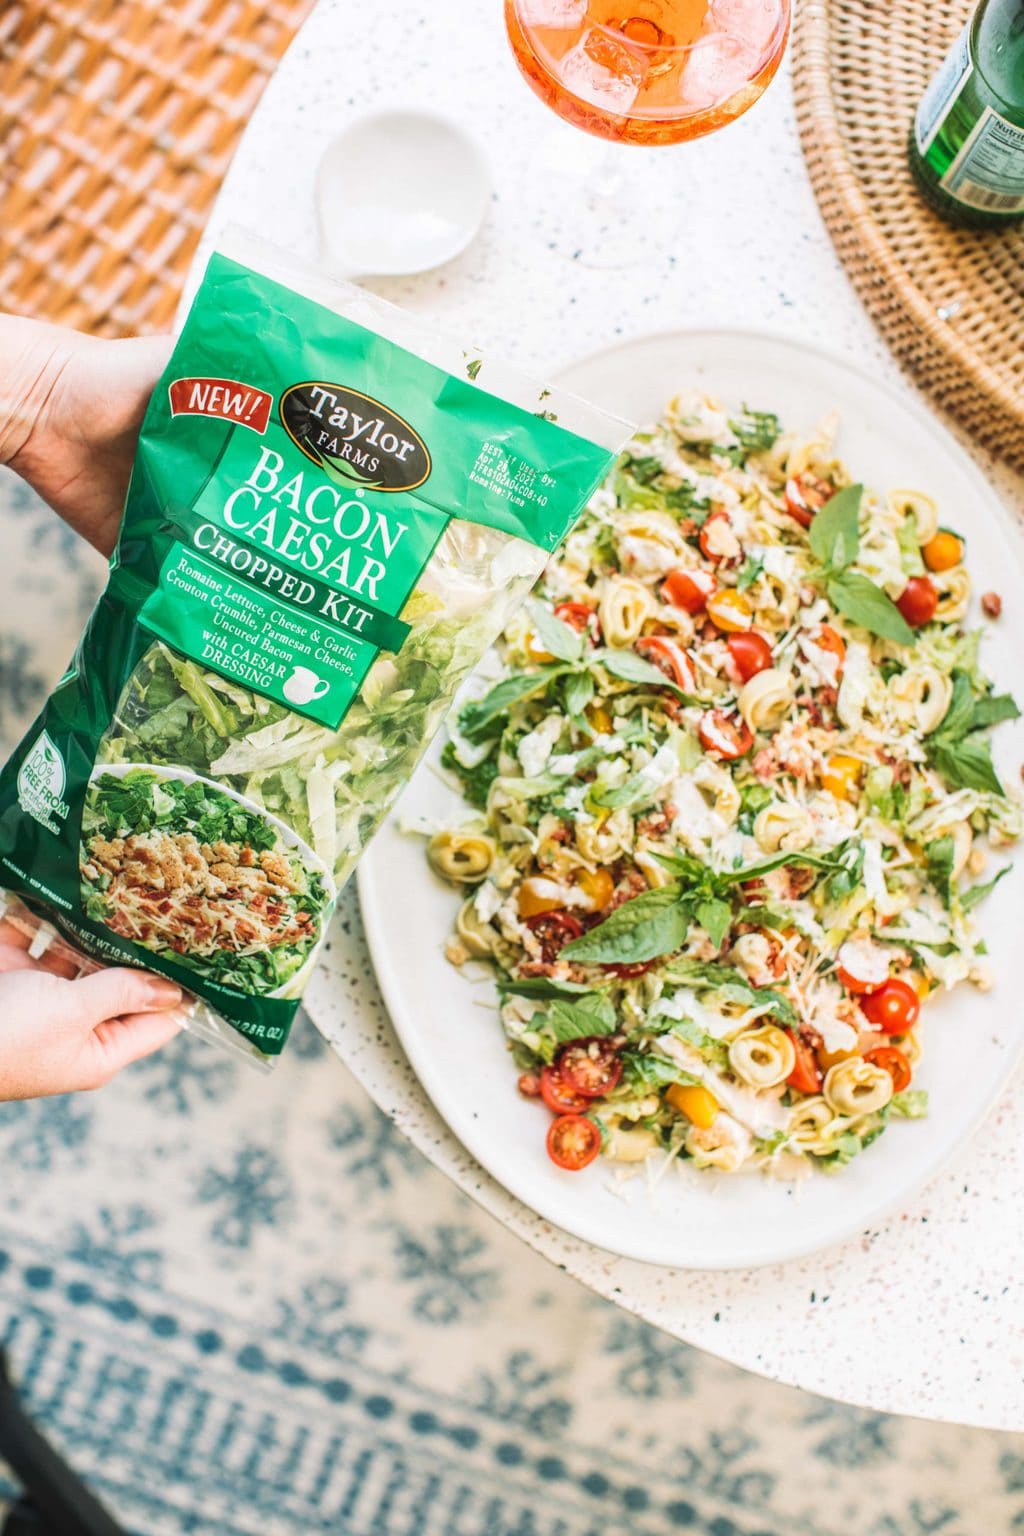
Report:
317,109,491,279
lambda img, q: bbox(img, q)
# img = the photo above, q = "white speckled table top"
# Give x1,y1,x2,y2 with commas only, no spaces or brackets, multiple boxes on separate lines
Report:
198,0,1024,1430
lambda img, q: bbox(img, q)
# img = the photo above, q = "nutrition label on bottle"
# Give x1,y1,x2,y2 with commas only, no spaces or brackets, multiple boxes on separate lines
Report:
941,108,1024,213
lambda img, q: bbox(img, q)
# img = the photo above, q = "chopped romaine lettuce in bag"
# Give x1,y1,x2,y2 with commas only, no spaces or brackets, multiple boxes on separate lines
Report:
0,234,628,1062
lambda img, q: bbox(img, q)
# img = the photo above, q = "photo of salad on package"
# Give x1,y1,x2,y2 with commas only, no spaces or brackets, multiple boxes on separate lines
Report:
0,236,626,1061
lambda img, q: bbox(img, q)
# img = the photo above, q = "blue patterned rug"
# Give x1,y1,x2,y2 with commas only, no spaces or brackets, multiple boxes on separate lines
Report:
2,473,1023,1536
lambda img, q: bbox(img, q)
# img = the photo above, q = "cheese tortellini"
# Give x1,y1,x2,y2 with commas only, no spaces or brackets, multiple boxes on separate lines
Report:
728,1024,796,1089
427,830,495,884
598,577,653,646
823,1058,894,1117
738,668,794,732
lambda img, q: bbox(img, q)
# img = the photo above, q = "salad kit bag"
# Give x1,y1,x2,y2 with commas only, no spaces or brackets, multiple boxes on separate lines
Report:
0,234,627,1062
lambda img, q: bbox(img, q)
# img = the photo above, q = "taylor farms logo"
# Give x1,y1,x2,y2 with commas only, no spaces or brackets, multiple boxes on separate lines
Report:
280,382,431,493
17,732,70,834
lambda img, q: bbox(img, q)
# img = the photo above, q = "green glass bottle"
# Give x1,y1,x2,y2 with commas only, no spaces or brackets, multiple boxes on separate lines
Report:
909,0,1024,226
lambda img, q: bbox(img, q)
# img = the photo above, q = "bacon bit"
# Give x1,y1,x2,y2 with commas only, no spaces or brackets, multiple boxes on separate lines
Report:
784,868,816,899
795,693,824,728
799,584,817,606
517,1072,542,1098
637,810,673,838
752,747,777,781
818,686,838,711
981,592,1002,619
880,751,912,786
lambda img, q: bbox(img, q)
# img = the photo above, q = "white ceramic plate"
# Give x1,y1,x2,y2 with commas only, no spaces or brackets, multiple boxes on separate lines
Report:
354,329,1024,1269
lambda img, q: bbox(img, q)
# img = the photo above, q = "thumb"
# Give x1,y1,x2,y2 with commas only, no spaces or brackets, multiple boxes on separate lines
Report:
68,968,184,1028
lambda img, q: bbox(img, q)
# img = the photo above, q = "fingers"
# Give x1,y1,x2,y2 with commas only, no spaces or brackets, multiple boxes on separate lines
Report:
0,920,91,978
87,1007,188,1081
66,968,183,1029
0,942,40,975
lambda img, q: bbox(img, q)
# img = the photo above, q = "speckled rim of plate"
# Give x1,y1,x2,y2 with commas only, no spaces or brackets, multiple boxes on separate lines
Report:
348,325,1024,1269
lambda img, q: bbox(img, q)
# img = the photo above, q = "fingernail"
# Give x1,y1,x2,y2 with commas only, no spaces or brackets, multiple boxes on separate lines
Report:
146,977,184,1007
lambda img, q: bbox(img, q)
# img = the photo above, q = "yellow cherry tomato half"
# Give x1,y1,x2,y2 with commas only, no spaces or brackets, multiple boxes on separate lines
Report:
517,876,566,919
665,1082,719,1128
706,588,753,634
575,867,615,911
525,631,555,664
585,702,614,736
921,530,964,572
821,753,863,801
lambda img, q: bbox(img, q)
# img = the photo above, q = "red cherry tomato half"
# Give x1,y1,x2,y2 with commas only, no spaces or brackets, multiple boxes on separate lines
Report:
812,624,846,664
554,601,601,644
698,510,739,564
662,567,716,614
895,576,939,628
864,1045,912,1093
602,959,658,979
835,939,889,995
546,1114,602,1171
836,966,887,996
698,708,754,760
726,631,773,682
524,910,584,963
859,977,921,1035
635,635,697,692
800,623,847,683
786,1032,823,1095
540,1064,591,1114
784,474,832,529
556,1037,623,1099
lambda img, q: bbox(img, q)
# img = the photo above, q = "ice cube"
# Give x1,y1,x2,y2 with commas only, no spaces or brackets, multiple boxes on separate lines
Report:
558,28,645,115
679,0,778,109
516,0,587,24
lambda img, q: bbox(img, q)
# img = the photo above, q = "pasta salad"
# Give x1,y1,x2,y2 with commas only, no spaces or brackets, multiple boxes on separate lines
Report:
425,394,1021,1177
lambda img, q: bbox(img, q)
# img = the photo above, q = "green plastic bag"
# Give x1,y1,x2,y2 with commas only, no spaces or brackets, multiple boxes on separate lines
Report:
0,235,626,1061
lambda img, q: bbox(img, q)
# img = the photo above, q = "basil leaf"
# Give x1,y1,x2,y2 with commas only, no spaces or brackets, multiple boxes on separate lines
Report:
460,669,563,742
596,647,689,698
498,976,597,1000
930,732,1004,795
718,849,834,885
547,994,618,1041
826,572,915,646
695,897,732,950
736,553,765,591
808,483,862,571
961,865,1011,912
933,670,976,743
653,850,718,887
970,693,1020,730
529,601,585,665
925,836,956,908
561,886,689,966
563,670,594,722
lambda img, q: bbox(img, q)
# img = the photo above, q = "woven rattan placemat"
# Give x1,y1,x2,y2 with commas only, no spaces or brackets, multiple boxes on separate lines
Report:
793,0,1024,471
0,0,315,338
